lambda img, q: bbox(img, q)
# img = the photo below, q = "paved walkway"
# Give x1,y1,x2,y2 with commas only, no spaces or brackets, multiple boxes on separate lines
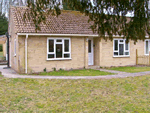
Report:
0,65,150,79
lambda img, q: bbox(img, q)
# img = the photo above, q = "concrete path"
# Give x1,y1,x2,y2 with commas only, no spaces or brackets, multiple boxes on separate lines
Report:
0,65,150,79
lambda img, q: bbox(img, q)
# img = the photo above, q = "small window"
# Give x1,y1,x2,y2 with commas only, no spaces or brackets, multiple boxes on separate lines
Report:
88,40,91,53
47,38,71,60
145,40,149,55
14,39,16,56
114,40,118,51
49,40,54,52
56,39,62,42
64,40,69,52
113,39,130,57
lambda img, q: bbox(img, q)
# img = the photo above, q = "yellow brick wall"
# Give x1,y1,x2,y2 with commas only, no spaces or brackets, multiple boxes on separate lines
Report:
3,42,6,57
99,38,145,67
9,8,19,72
18,36,87,73
17,35,146,73
94,38,100,66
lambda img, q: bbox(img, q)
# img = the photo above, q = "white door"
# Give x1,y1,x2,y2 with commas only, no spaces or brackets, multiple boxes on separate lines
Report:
88,39,94,65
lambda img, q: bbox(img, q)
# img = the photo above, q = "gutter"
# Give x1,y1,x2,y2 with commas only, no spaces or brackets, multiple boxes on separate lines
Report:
25,34,28,74
17,33,149,38
17,33,99,37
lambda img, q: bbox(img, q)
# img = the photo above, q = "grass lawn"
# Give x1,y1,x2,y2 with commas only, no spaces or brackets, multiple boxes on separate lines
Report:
109,66,150,73
0,51,3,56
32,69,114,76
0,75,150,112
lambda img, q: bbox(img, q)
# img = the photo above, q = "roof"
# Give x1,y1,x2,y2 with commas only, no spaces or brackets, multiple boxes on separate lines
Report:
11,6,96,35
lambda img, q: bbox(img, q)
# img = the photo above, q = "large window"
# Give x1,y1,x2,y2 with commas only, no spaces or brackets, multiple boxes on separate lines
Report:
47,38,71,60
145,39,150,55
113,39,130,57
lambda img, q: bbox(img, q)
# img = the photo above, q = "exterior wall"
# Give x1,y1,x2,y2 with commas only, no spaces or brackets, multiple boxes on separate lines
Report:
18,36,88,73
9,7,19,72
94,37,100,66
3,42,6,57
99,38,145,67
17,35,146,73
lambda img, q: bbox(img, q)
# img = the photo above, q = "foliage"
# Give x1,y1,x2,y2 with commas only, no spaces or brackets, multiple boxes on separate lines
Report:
0,12,8,35
0,44,2,51
32,69,113,76
52,67,56,71
109,66,150,73
0,75,150,112
24,0,150,43
43,68,47,72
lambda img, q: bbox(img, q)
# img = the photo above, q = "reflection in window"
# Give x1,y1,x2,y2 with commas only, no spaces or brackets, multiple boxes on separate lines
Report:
56,44,62,58
88,40,91,53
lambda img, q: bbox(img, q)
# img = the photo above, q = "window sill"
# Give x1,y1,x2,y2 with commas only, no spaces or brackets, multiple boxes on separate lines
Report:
145,54,149,56
113,56,130,58
47,58,72,61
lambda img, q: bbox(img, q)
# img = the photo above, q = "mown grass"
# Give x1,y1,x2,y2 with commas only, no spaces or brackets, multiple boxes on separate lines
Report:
109,66,150,73
0,51,3,57
32,69,114,76
0,75,150,112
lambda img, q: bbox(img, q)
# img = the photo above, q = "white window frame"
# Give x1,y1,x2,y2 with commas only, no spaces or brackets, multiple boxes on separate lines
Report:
113,38,130,57
14,39,16,57
145,39,150,55
47,38,71,60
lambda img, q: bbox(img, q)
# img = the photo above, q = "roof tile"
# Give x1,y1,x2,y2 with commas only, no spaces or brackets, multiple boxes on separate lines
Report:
10,6,96,35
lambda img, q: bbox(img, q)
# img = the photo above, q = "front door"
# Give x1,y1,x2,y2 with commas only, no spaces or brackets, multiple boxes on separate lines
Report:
88,39,94,65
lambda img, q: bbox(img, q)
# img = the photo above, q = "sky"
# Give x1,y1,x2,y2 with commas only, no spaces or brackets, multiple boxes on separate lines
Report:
2,0,149,18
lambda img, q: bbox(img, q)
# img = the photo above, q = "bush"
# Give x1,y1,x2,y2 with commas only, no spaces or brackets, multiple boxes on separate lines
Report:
0,45,3,52
43,68,47,72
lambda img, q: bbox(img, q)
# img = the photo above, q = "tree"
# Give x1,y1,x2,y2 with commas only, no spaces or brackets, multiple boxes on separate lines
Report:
24,0,150,43
0,12,8,35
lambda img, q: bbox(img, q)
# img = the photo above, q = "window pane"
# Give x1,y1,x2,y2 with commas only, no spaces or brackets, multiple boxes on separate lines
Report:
88,40,91,53
114,40,118,51
114,52,118,56
146,41,149,54
48,54,54,58
125,52,129,55
119,44,124,55
56,44,62,58
120,40,123,42
64,40,69,52
64,54,70,58
125,41,129,50
49,40,54,52
56,39,62,42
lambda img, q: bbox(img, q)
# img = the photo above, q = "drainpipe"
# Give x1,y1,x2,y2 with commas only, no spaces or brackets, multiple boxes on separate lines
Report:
25,34,28,74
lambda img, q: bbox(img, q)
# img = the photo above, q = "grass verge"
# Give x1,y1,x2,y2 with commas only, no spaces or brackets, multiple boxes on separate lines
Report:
109,66,150,73
0,51,3,56
0,75,150,112
31,69,114,76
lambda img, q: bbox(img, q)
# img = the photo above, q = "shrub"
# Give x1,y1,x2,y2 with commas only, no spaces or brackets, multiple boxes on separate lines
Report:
43,68,47,72
0,45,3,52
52,67,56,71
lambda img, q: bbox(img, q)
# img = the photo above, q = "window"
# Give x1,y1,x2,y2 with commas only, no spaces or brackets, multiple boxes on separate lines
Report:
88,40,91,53
14,39,16,56
113,39,130,57
47,38,71,60
145,39,150,55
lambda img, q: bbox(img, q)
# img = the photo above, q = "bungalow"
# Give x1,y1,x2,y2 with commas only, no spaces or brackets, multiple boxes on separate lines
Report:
8,6,149,74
